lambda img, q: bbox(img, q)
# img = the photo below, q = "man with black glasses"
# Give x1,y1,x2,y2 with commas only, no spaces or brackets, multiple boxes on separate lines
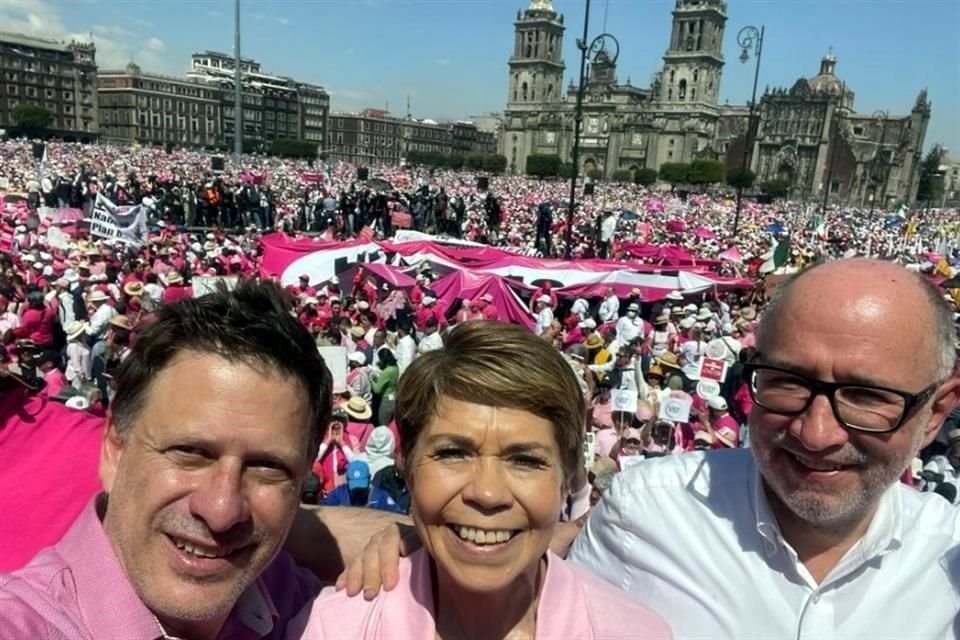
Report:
571,258,960,639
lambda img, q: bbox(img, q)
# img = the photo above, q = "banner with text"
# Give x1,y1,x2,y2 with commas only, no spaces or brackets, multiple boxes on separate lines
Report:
89,194,147,246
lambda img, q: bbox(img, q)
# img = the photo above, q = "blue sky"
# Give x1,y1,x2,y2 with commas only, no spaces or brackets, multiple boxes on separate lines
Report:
3,0,957,154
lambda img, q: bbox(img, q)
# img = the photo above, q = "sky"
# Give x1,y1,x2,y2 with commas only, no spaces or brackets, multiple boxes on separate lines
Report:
1,0,957,154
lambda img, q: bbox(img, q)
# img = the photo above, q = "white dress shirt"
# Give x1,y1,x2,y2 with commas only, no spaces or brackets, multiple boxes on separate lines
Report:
86,303,117,338
570,449,960,639
535,306,554,337
395,334,417,375
599,295,620,323
418,331,443,354
615,315,643,344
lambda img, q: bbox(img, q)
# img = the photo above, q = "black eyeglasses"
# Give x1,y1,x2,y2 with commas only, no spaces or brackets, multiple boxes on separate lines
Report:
743,362,939,433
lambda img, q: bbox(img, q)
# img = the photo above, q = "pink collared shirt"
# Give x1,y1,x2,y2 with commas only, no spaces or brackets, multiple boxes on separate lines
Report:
0,497,321,640
286,548,672,640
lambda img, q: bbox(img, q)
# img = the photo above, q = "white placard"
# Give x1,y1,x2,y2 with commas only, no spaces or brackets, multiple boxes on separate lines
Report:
658,396,692,423
192,276,239,298
317,346,348,393
696,379,721,399
610,389,638,414
46,226,71,251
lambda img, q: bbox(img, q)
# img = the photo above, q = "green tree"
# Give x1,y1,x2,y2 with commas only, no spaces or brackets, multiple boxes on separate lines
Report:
687,159,725,186
634,167,658,186
658,162,690,189
760,178,790,198
726,167,756,190
483,154,508,174
465,154,484,170
269,138,316,159
611,169,633,183
445,154,465,170
526,154,562,178
558,163,574,179
915,145,944,205
12,103,52,134
587,167,604,182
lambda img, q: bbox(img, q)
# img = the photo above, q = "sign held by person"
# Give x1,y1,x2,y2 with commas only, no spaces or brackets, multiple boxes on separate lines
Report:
88,193,147,246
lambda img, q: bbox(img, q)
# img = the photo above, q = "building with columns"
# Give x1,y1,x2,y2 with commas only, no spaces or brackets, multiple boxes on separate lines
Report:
500,0,930,205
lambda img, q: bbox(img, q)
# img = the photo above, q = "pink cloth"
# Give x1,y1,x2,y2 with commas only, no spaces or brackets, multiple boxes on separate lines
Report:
286,548,671,639
0,389,104,571
162,284,193,305
0,498,320,639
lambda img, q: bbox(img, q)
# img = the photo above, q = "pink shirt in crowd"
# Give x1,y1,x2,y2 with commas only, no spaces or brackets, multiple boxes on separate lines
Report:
0,497,321,640
286,548,672,640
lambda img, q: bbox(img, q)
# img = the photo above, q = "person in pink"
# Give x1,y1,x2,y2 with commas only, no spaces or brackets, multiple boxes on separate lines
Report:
701,396,740,448
160,271,192,304
287,322,671,640
479,293,499,321
11,292,56,348
528,279,558,313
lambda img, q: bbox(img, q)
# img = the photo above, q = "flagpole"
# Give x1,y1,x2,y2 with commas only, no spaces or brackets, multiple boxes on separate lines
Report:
233,0,243,162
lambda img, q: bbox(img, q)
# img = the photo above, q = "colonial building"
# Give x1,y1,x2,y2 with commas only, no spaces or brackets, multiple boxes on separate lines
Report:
328,109,497,166
98,63,223,148
0,32,98,141
500,0,930,205
729,55,931,207
186,51,329,151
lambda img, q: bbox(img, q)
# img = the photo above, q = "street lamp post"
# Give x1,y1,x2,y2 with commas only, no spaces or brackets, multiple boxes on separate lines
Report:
565,0,619,260
732,25,764,238
233,0,243,162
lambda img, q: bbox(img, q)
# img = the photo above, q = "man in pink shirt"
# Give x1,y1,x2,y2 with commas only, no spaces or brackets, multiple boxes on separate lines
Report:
0,281,397,639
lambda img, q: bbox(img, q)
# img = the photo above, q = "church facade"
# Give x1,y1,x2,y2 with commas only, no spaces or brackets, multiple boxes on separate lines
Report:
499,0,930,206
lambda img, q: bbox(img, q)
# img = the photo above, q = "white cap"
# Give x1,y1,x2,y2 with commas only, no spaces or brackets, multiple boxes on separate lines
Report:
538,294,551,304
708,396,728,411
423,296,436,306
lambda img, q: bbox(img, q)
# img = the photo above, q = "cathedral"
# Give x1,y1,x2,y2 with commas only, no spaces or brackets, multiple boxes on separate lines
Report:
500,0,930,206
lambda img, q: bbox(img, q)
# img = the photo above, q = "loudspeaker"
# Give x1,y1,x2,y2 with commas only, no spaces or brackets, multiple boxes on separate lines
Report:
211,156,225,172
32,143,45,161
357,167,369,181
583,183,595,196
476,176,489,190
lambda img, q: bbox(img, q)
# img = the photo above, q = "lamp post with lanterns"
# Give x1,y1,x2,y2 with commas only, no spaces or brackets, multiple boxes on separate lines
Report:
732,25,764,237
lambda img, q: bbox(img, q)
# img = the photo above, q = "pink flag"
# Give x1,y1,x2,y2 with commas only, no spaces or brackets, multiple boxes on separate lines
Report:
718,246,743,264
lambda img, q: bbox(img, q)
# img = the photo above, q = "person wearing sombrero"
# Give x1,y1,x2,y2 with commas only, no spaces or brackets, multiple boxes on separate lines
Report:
343,395,375,452
160,270,192,305
64,320,92,391
83,288,116,347
647,312,674,359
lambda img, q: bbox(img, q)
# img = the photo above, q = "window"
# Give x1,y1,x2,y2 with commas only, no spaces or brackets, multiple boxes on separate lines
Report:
853,126,864,136
668,151,674,159
678,79,687,100
830,181,840,193
6,84,17,95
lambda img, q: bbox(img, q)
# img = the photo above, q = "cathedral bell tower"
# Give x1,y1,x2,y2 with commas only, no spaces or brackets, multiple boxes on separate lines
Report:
507,0,565,109
657,0,727,106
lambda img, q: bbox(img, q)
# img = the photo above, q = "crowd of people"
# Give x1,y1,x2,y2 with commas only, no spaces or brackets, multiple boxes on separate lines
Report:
1,137,960,638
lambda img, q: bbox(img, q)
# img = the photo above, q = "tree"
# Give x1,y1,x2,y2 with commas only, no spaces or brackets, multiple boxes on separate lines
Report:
445,154,465,170
269,138,316,159
558,163,574,179
687,159,725,186
915,145,944,205
526,154,562,178
611,169,633,183
760,178,790,198
634,168,658,186
658,162,690,189
726,167,756,190
12,103,52,134
587,167,604,182
483,154,508,174
465,154,484,170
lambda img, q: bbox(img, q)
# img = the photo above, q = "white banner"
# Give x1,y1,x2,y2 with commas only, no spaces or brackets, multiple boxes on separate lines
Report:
89,193,147,246
46,226,71,251
192,276,239,298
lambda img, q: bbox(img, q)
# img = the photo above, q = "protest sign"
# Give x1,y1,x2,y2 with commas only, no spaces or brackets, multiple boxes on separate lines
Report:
192,276,239,298
89,194,147,246
46,226,71,251
317,346,347,393
696,379,721,400
698,356,728,382
659,395,692,423
611,389,638,414
619,455,645,471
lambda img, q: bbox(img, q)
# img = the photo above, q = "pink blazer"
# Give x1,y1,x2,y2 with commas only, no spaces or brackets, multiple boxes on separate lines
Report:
286,548,672,639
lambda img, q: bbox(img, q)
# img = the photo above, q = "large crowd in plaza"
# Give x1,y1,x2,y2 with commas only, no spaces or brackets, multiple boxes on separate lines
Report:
1,137,959,639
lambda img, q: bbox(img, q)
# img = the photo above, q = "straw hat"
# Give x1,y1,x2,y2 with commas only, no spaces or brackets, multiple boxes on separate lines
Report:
123,281,144,297
344,396,372,420
165,272,183,285
656,352,681,370
87,290,110,303
584,333,604,349
740,306,757,321
109,315,132,331
350,325,365,339
65,320,87,341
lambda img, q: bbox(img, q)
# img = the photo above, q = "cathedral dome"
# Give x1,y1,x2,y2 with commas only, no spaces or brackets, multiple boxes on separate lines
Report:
808,54,842,95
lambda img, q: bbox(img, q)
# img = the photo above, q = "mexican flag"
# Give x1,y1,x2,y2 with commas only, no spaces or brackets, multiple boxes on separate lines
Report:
760,239,790,274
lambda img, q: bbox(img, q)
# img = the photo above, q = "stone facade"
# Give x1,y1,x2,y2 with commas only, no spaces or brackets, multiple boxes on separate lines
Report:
501,0,728,178
500,0,930,205
722,55,931,207
0,32,98,141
